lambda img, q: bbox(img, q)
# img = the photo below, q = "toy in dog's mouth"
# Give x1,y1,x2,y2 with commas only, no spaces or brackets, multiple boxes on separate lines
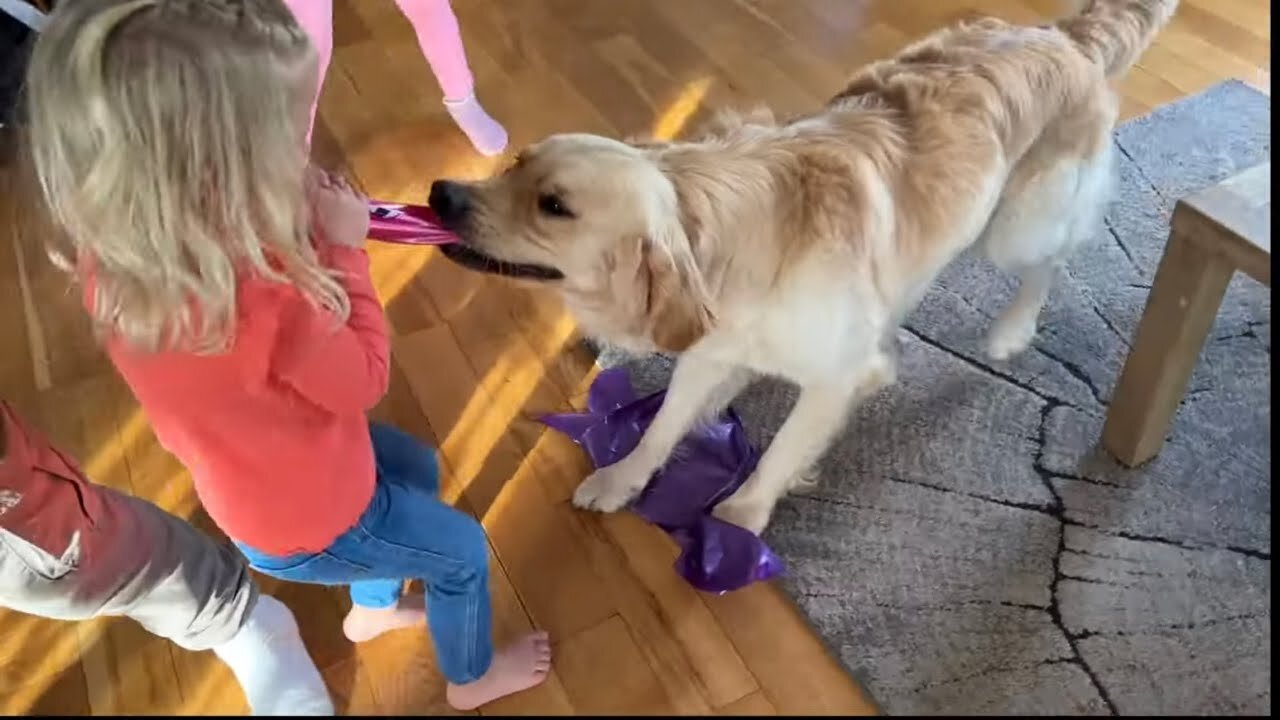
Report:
365,199,564,281
438,241,565,281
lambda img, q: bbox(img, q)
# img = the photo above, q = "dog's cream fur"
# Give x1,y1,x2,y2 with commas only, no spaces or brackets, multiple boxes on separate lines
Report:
432,0,1179,533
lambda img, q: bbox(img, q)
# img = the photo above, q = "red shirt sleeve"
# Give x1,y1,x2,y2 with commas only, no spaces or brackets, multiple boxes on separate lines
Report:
270,246,390,413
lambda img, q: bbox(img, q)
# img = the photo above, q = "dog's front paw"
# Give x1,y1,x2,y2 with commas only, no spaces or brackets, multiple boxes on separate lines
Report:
712,493,774,536
572,462,649,513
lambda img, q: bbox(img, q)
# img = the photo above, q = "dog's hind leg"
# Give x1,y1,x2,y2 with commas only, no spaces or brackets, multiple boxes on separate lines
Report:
981,84,1117,361
981,135,1114,361
987,262,1060,360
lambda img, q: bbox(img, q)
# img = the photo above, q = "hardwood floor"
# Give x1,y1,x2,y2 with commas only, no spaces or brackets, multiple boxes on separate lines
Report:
0,0,1268,714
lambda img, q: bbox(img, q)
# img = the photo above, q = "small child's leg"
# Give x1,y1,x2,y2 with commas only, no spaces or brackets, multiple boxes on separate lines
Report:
213,594,335,716
363,423,551,709
281,0,334,144
342,423,436,642
235,423,551,710
367,477,550,710
392,0,508,156
0,491,333,715
343,578,427,642
96,494,335,716
0,403,331,714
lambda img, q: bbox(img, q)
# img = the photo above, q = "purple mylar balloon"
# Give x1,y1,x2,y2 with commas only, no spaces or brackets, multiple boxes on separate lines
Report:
540,367,785,594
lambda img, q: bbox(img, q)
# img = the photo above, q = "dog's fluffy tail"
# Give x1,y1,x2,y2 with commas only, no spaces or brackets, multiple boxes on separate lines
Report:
1058,0,1179,77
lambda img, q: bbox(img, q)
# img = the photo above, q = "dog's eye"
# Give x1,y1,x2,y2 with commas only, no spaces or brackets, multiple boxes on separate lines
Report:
537,192,574,219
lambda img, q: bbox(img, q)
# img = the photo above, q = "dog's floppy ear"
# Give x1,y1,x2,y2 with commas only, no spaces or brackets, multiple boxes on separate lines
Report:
605,213,713,353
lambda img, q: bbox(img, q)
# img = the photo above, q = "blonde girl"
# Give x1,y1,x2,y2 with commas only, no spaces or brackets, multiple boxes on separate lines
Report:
26,0,550,710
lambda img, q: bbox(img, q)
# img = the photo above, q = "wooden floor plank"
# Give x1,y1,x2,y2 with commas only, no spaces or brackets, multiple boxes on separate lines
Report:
0,609,89,699
76,618,184,715
719,688,780,715
0,656,91,716
703,583,880,715
476,541,577,715
320,656,384,716
550,614,676,716
598,512,759,709
168,645,250,716
350,622,455,716
0,172,39,404
555,503,718,715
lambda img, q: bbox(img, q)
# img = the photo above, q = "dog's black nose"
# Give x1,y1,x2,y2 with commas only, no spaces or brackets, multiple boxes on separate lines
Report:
429,180,471,225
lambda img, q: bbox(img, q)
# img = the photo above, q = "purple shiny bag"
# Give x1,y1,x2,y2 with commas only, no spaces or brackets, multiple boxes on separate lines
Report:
367,201,457,246
542,367,785,594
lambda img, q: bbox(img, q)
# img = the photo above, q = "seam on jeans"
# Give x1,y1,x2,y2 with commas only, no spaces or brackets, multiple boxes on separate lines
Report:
246,549,371,576
354,522,467,568
465,584,480,682
242,551,323,574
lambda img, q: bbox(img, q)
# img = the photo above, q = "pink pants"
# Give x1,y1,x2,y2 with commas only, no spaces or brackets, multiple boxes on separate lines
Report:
287,0,505,154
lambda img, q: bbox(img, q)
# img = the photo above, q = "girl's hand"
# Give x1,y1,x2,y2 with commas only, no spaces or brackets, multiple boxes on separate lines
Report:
306,165,370,249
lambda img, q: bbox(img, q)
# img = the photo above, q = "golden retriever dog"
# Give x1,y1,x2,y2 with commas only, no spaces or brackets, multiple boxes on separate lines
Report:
427,0,1179,534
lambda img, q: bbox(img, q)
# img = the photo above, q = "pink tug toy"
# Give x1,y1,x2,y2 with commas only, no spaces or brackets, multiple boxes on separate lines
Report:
366,201,458,246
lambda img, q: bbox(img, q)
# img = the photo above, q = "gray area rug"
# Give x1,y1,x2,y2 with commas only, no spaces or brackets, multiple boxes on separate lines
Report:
597,81,1271,714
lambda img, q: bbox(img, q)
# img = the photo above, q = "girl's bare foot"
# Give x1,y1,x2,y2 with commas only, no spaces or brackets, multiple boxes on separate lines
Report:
445,631,553,711
342,594,426,643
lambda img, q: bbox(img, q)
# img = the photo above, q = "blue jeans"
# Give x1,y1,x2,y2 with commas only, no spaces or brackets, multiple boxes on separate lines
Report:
237,423,493,684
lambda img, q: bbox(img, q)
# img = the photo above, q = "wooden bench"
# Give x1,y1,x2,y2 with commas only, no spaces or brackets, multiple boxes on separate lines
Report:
1102,162,1271,467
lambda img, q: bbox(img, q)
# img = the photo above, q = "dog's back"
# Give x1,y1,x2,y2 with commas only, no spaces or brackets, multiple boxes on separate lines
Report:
828,0,1179,163
797,0,1179,323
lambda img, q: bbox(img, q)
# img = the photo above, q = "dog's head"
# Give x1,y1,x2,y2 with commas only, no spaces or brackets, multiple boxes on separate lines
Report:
430,133,713,352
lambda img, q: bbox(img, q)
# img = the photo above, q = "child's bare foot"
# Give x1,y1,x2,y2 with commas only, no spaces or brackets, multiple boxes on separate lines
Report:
445,631,553,711
342,594,426,643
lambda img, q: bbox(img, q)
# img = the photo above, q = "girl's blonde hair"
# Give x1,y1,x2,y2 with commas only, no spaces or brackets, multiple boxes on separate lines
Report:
26,0,350,353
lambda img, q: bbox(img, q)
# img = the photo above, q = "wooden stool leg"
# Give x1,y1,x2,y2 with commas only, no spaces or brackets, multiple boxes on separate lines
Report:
1102,229,1235,467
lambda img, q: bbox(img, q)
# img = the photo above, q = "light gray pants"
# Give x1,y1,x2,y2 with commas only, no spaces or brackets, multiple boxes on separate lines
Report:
0,485,257,651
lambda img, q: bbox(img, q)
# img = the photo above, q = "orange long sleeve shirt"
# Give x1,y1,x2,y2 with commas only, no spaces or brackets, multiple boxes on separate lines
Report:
97,246,389,555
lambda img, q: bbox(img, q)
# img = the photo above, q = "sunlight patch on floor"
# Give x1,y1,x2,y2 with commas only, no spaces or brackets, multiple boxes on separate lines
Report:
653,77,714,141
82,409,147,488
441,313,578,505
